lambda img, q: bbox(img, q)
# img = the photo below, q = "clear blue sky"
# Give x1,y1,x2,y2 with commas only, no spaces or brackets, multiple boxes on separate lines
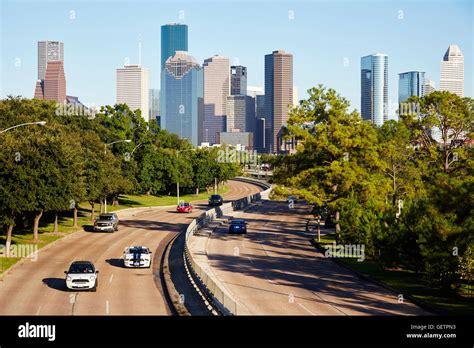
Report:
1,0,472,118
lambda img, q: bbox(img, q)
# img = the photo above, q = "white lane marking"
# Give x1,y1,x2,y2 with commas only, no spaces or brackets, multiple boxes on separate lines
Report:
298,303,316,315
106,300,110,314
109,274,114,283
36,306,42,315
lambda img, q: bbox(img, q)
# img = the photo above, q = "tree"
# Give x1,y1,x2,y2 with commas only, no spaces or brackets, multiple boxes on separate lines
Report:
275,85,387,240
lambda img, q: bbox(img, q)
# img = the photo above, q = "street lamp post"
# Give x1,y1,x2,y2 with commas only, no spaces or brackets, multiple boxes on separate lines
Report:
104,139,131,154
103,139,131,213
0,121,47,134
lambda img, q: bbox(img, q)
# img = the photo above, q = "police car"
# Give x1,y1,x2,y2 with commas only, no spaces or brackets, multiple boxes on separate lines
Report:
123,246,152,268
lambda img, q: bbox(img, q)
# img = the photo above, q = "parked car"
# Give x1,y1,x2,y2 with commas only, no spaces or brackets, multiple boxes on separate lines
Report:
123,246,152,268
177,202,193,213
208,194,223,206
65,261,98,291
228,219,247,234
93,213,119,232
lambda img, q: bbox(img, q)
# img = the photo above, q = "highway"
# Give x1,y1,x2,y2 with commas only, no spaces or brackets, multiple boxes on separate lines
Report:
0,180,261,315
202,200,430,315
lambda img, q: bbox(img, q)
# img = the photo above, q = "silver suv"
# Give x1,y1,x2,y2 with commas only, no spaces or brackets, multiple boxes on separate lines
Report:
93,213,119,232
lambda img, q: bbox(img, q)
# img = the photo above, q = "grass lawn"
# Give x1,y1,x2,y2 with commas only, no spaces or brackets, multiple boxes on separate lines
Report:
312,234,474,315
99,185,229,212
0,186,229,275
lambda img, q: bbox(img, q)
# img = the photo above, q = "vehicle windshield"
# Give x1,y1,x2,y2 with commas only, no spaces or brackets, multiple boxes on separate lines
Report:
99,215,114,220
68,263,94,274
179,203,190,207
211,195,221,199
128,247,148,254
231,220,245,225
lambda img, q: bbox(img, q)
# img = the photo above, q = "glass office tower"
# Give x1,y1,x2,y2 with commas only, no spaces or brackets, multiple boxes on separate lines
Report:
161,23,188,70
398,71,425,103
361,53,388,126
161,51,203,146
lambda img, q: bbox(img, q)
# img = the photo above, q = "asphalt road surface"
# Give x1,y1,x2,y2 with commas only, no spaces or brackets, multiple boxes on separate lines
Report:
0,180,261,315
205,200,430,315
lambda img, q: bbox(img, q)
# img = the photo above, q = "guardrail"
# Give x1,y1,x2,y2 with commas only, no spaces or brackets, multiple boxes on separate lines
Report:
183,177,272,315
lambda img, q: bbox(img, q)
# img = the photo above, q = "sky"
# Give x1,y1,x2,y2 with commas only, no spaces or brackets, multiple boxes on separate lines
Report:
1,0,473,118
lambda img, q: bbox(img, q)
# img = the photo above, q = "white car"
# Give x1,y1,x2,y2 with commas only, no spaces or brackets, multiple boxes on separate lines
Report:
123,246,152,268
64,261,98,291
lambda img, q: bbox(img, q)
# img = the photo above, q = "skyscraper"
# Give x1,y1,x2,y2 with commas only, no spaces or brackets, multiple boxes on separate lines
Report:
161,51,203,146
116,64,149,120
440,45,464,97
34,40,66,103
161,23,188,70
230,65,247,95
264,50,293,153
424,79,436,96
398,71,425,103
34,60,66,103
203,55,230,144
225,95,256,133
361,53,388,126
37,41,64,80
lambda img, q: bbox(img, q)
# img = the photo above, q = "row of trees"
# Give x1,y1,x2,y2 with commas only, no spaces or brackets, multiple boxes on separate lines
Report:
272,86,473,291
0,97,240,254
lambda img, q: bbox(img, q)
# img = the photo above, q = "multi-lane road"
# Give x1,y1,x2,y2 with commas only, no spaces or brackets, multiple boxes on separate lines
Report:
0,180,261,315
203,200,429,315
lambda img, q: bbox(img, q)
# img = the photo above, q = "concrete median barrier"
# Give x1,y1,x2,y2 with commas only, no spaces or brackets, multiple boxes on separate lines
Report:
183,177,272,315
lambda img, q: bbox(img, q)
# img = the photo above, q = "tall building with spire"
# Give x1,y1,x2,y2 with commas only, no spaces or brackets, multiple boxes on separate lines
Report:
361,53,388,126
440,44,464,97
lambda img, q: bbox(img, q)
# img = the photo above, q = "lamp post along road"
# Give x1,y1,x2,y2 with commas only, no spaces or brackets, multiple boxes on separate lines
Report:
0,121,47,134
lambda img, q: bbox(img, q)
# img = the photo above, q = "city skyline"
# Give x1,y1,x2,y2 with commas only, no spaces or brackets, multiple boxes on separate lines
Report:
2,1,472,120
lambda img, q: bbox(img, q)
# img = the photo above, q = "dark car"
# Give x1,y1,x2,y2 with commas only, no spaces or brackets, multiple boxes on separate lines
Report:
208,194,223,206
93,213,119,232
228,219,247,234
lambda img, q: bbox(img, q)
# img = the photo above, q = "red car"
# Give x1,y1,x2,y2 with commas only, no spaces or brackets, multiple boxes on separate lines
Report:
177,202,193,213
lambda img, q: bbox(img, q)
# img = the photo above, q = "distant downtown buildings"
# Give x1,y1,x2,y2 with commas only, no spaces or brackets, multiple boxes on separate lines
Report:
157,23,295,153
31,29,466,151
360,44,465,126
